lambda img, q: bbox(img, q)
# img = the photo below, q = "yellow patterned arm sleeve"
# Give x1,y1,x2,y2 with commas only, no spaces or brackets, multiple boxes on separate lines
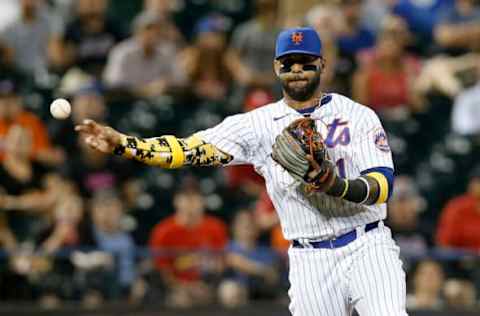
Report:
112,134,233,168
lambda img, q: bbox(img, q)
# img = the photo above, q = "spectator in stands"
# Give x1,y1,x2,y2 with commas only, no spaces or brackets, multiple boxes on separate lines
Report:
434,0,480,56
148,187,227,308
0,40,19,73
76,189,138,302
436,165,480,251
54,82,107,156
0,78,64,165
103,11,186,98
387,176,429,261
391,0,454,53
143,0,183,46
443,279,477,309
180,14,232,102
219,210,280,308
451,63,480,136
0,0,57,77
50,0,124,77
352,15,424,118
69,132,133,198
305,3,344,91
0,214,18,300
226,0,280,103
406,259,445,310
254,188,279,233
37,184,83,254
337,0,376,56
360,0,391,34
71,84,107,125
34,191,84,307
3,244,44,301
416,53,480,99
0,165,70,304
0,126,66,241
144,0,173,18
252,188,290,255
0,215,16,252
270,226,289,255
334,0,376,94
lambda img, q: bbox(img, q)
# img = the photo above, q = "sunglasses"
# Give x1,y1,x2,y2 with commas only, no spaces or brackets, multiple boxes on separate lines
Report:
279,55,319,73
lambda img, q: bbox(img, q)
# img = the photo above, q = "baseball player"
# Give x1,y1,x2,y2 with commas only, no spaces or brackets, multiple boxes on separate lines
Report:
76,27,407,316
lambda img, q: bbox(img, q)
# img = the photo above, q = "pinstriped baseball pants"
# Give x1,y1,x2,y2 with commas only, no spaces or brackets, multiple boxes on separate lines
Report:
288,224,408,316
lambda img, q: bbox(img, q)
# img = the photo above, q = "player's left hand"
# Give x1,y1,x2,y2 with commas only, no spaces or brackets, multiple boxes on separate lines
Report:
271,118,337,193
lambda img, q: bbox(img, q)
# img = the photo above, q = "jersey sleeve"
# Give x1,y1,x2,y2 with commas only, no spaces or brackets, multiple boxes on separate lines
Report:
354,107,394,172
195,112,257,165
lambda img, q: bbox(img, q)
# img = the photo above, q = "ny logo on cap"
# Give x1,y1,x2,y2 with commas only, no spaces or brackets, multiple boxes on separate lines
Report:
291,32,303,45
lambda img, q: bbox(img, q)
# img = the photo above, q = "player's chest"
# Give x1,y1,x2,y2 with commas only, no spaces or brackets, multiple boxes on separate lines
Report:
265,113,354,153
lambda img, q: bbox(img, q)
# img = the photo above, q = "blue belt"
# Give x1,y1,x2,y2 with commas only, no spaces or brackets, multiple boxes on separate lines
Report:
292,221,380,249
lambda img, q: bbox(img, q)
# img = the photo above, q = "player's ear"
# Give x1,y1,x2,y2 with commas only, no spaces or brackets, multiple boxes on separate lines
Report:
273,59,282,77
319,56,326,74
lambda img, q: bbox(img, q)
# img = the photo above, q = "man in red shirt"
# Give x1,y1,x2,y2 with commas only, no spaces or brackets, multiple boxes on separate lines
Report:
436,166,480,251
149,186,228,307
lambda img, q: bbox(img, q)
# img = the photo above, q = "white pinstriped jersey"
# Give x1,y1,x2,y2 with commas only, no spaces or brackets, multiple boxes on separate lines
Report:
197,93,394,241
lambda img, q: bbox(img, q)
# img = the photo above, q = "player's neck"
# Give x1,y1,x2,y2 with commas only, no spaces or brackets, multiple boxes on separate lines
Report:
284,90,324,111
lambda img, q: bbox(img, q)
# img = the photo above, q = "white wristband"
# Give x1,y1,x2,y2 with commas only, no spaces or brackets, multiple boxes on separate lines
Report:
358,177,370,204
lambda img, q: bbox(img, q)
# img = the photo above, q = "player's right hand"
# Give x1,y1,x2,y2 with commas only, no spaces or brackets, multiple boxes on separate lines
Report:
75,119,123,154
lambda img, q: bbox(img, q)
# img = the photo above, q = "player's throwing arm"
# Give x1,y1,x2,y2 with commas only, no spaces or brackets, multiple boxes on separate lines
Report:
75,119,232,168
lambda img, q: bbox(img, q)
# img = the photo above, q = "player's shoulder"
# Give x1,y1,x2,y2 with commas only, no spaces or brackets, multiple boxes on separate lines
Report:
330,93,380,120
243,99,286,118
330,93,370,112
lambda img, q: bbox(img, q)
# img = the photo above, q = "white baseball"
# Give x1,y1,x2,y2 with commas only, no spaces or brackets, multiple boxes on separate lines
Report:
50,98,71,120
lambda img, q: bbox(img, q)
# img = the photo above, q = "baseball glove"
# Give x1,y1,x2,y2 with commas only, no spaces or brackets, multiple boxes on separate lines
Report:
271,117,337,193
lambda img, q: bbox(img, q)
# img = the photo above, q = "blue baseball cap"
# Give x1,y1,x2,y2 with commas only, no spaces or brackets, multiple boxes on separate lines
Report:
275,27,322,59
194,14,230,36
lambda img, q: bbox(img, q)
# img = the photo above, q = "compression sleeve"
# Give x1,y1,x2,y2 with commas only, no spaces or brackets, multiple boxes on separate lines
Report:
326,167,394,205
112,134,233,168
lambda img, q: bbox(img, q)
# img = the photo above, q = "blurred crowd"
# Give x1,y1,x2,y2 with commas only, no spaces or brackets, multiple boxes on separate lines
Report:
0,0,480,311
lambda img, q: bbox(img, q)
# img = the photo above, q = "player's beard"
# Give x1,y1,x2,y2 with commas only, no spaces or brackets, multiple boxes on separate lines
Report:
281,71,321,102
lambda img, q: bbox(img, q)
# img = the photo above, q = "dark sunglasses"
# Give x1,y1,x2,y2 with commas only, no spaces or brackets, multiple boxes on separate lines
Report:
279,55,319,73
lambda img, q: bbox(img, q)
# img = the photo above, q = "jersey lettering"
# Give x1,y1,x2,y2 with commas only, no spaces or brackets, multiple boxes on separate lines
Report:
325,118,351,148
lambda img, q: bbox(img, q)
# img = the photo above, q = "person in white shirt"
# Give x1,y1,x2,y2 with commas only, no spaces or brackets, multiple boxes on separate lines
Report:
103,11,186,98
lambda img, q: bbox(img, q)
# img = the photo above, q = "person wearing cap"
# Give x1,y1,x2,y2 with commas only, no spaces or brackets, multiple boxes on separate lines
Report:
103,10,186,98
436,165,480,251
387,176,429,271
77,26,405,315
179,14,232,101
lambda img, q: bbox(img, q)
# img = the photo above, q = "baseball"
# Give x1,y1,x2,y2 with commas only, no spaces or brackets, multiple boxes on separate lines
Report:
50,98,71,120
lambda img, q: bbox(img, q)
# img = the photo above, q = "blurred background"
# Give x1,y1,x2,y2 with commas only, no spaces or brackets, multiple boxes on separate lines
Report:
0,0,479,315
